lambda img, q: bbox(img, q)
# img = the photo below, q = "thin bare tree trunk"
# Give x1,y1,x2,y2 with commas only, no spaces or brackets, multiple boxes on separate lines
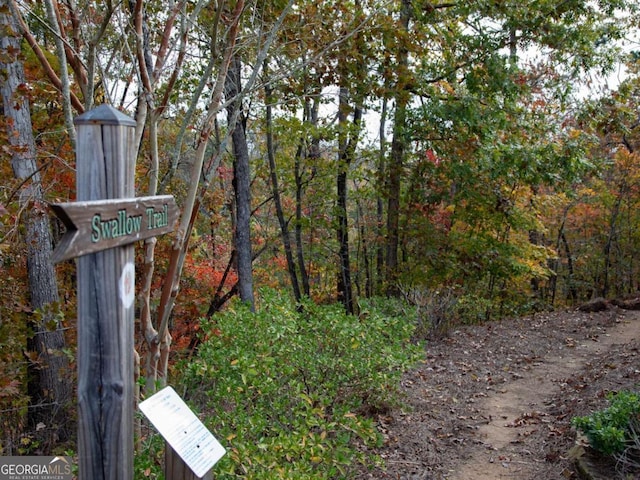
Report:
336,83,362,314
43,0,76,148
376,96,388,294
149,0,245,392
294,94,320,298
385,0,412,296
264,65,302,302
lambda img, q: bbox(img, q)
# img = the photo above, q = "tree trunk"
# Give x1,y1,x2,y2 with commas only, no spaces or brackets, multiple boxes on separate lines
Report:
355,195,372,297
225,54,255,310
336,84,362,314
1,0,72,449
561,231,577,304
376,96,388,295
150,0,245,394
265,65,302,302
337,164,354,313
385,0,412,296
43,0,76,148
294,145,311,297
602,190,624,299
294,96,320,298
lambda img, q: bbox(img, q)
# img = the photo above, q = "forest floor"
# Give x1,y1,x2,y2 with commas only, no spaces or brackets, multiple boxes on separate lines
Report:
355,305,640,480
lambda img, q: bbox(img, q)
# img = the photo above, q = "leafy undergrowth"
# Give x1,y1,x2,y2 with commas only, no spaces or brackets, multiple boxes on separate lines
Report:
145,290,423,479
572,390,640,457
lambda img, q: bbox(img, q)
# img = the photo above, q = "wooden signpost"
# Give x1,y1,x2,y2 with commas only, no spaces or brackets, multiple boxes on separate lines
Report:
53,105,225,480
51,195,178,263
50,105,179,479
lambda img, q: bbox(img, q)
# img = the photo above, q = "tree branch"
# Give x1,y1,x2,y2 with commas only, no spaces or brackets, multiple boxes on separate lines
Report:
9,0,84,113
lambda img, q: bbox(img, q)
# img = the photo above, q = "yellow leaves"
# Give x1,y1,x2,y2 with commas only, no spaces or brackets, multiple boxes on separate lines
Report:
437,80,456,95
568,128,583,140
613,148,640,183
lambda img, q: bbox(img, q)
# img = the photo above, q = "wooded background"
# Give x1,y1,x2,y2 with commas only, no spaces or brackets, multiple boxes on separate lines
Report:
1,0,640,457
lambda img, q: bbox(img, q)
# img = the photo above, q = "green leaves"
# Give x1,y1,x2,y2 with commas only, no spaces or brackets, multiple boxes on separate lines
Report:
175,289,422,478
572,390,640,455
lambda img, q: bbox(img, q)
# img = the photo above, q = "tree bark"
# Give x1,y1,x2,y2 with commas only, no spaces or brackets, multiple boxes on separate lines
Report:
602,190,624,298
43,0,76,148
294,96,319,298
376,96,388,295
225,54,255,310
265,65,302,302
336,84,362,314
150,0,244,393
385,0,412,296
1,0,71,449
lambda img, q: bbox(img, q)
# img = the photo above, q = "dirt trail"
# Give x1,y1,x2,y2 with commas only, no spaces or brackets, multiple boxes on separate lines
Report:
448,311,640,479
356,308,640,480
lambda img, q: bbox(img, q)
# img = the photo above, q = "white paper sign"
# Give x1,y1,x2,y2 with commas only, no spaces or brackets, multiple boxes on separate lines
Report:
139,386,226,478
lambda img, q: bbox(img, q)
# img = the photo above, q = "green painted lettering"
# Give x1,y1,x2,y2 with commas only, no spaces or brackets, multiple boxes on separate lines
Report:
91,214,101,242
128,214,142,234
91,209,143,243
146,207,154,229
101,219,116,239
146,205,168,230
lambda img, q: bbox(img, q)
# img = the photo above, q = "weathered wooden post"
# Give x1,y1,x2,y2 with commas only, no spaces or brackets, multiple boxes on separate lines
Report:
74,105,137,479
52,104,216,479
165,445,213,480
51,105,174,478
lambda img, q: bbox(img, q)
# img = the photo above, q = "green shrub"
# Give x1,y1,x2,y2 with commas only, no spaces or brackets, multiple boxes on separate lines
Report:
572,390,640,456
174,289,422,479
134,424,165,479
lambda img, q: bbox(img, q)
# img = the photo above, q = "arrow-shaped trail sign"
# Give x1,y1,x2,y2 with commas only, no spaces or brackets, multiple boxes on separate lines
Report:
51,194,178,263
